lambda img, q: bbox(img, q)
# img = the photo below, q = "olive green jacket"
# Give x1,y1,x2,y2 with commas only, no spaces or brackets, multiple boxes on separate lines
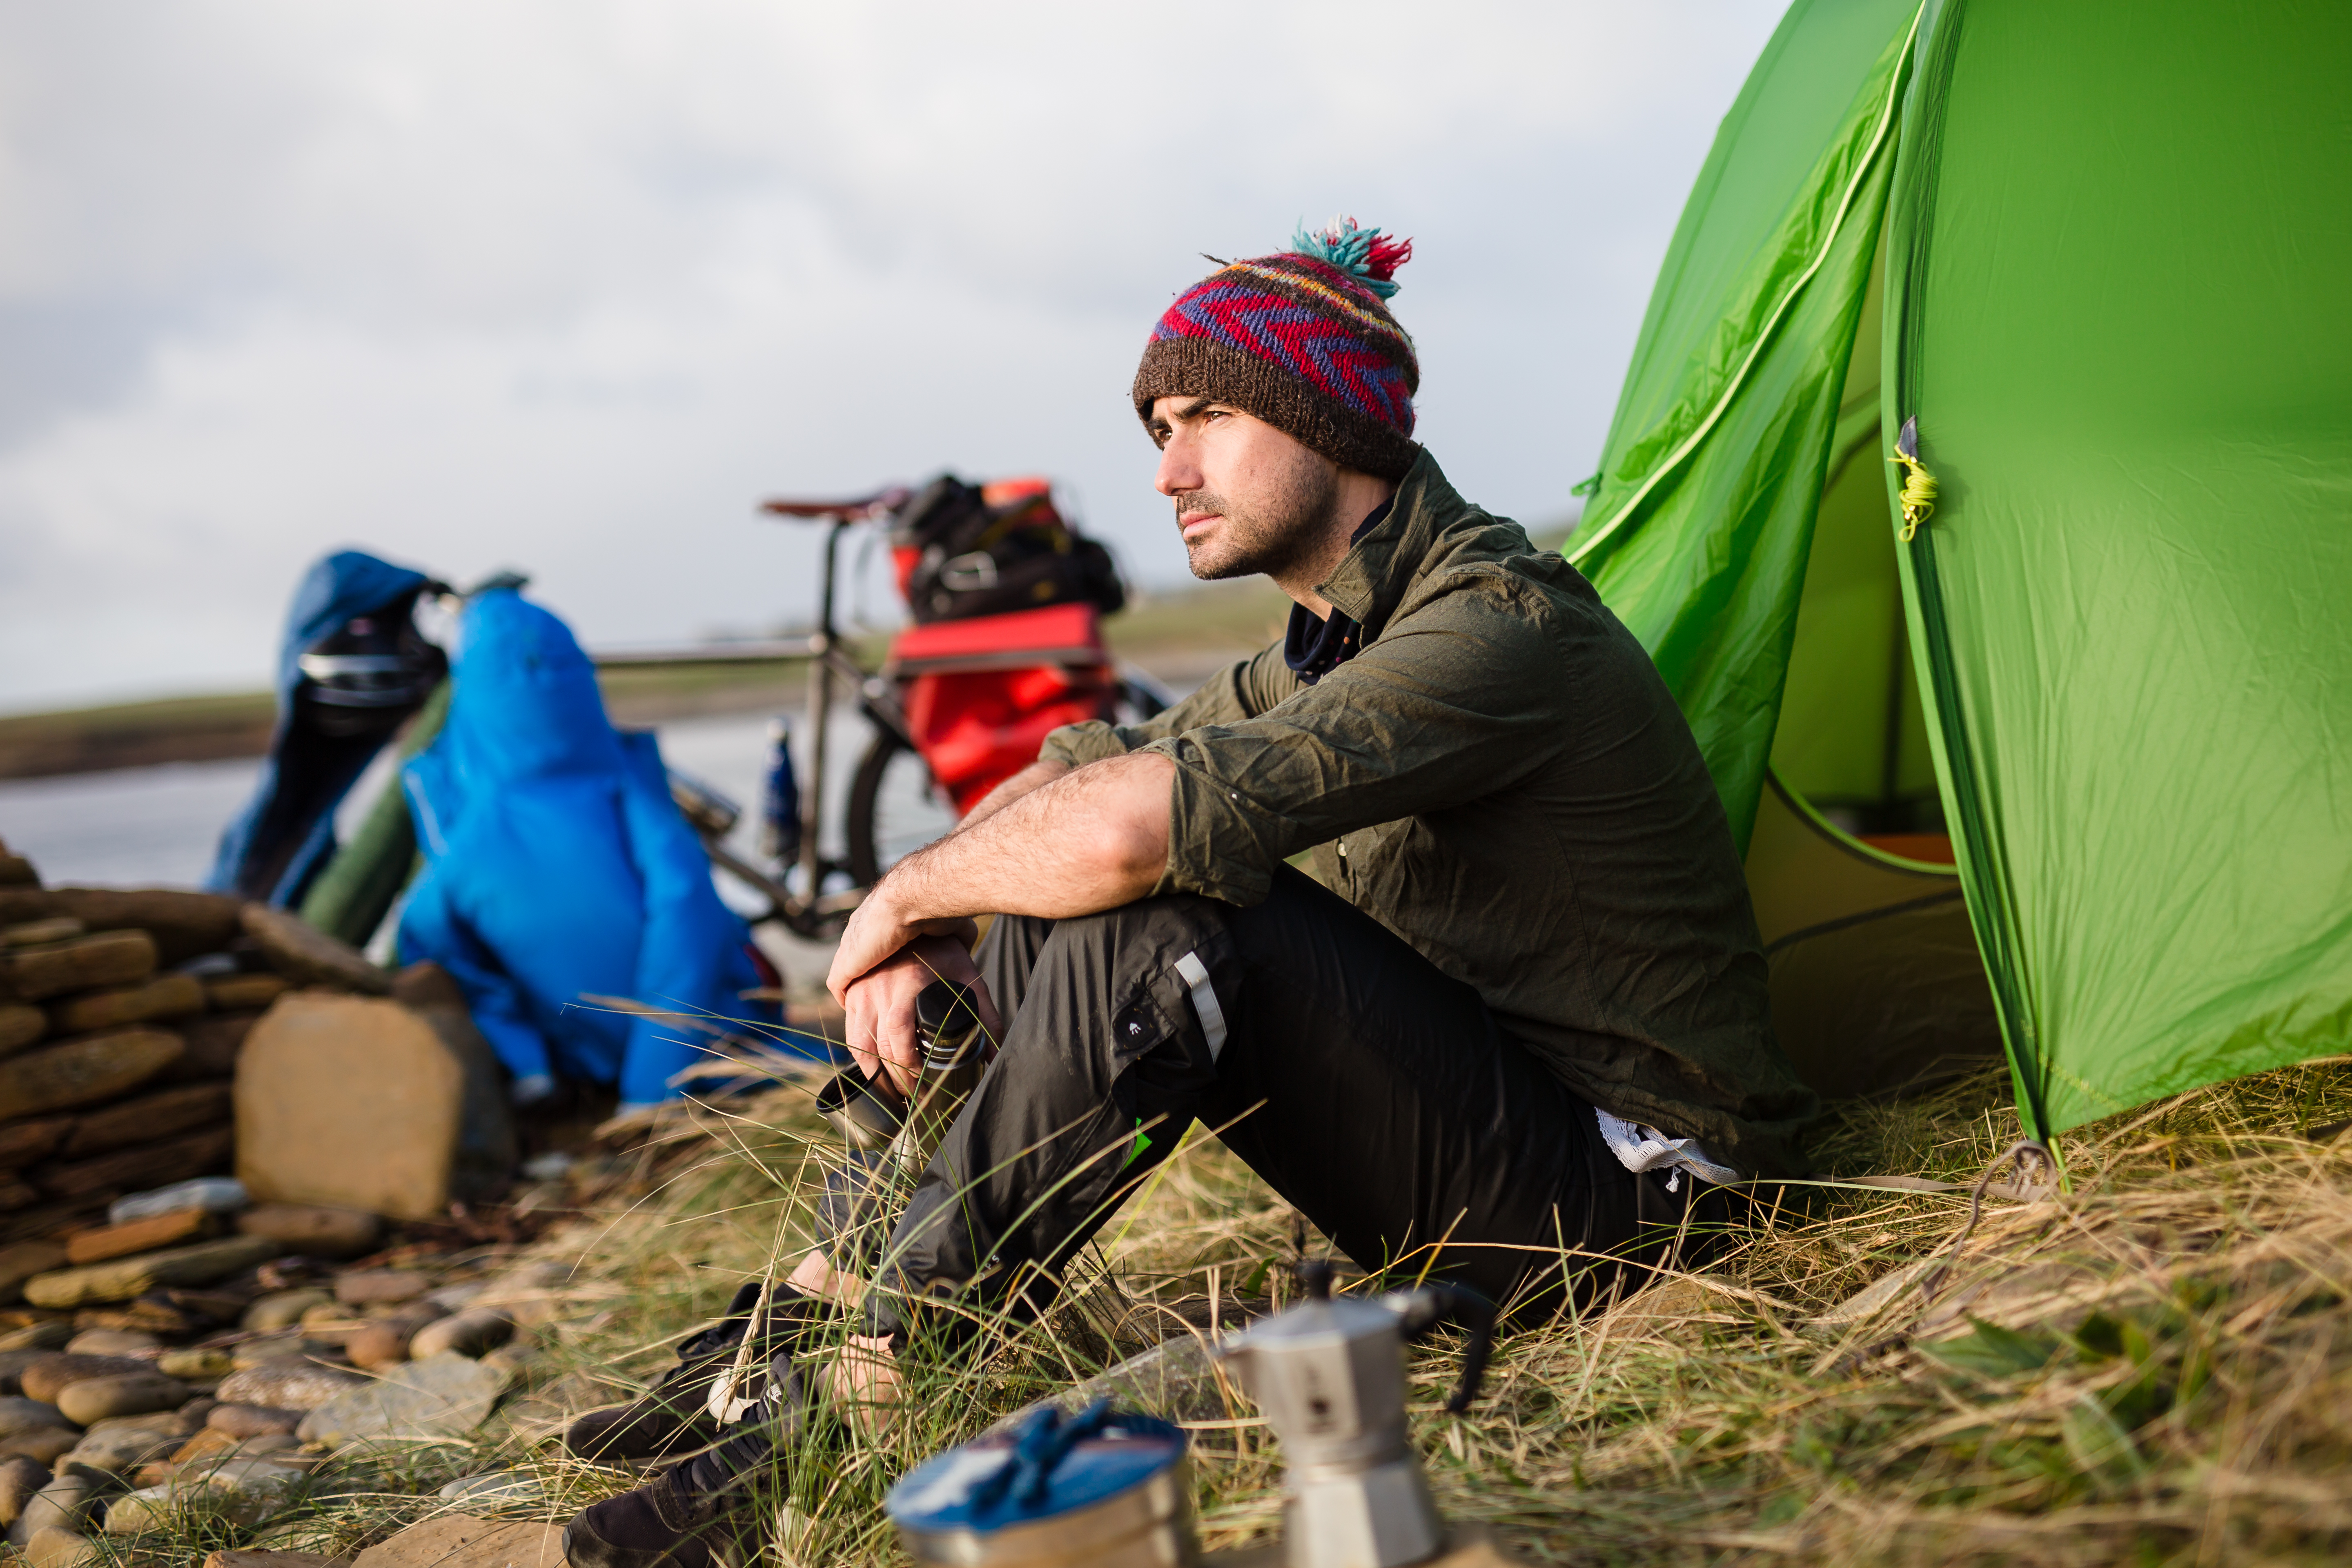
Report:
1041,451,1816,1173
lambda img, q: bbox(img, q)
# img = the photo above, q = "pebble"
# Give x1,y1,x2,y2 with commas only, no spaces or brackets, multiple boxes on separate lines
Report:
12,1475,96,1539
0,1399,65,1438
243,1290,334,1332
212,1362,366,1411
0,1432,79,1466
56,1373,189,1426
235,1204,380,1258
296,1354,503,1447
158,1348,236,1381
61,1330,158,1356
0,1454,50,1526
24,1524,98,1568
334,1270,432,1307
107,1177,247,1227
103,1455,307,1533
207,1403,305,1439
56,1421,181,1481
0,1325,74,1354
229,1336,343,1370
19,1354,151,1404
410,1309,514,1361
205,1550,343,1568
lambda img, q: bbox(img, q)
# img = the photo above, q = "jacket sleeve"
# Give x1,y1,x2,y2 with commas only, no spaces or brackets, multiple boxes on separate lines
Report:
1141,583,1566,907
1039,642,1298,769
394,869,555,1087
614,736,759,1107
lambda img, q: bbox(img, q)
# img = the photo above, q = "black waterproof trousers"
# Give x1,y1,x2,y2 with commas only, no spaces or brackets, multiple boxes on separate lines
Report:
857,866,1722,1343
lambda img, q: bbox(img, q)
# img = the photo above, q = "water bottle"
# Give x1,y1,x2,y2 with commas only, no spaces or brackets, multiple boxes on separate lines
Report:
759,716,801,864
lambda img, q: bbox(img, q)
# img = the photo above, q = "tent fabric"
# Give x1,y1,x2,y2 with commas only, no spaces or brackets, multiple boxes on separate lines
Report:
394,588,820,1108
207,549,434,906
1571,0,1924,852
1886,0,2352,1137
1574,0,2352,1143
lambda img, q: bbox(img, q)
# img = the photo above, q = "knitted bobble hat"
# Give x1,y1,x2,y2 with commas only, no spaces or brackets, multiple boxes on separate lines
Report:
1133,218,1420,481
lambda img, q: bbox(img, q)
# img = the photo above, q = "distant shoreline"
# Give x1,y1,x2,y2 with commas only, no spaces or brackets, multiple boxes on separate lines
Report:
0,578,1285,781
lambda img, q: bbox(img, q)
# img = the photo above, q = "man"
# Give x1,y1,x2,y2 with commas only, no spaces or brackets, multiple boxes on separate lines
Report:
563,220,1816,1568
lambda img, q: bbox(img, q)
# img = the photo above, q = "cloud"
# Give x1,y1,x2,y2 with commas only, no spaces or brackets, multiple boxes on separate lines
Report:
0,0,1780,711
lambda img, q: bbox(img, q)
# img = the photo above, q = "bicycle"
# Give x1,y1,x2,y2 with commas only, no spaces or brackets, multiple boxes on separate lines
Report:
678,481,1165,941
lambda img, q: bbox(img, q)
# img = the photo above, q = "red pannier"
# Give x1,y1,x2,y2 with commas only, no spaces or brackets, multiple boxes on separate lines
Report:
887,601,1116,815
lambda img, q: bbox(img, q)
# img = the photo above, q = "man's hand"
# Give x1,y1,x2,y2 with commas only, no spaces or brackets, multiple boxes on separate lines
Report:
831,924,1001,1099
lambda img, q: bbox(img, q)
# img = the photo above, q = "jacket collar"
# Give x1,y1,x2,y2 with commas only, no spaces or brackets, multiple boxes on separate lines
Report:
1314,448,1467,640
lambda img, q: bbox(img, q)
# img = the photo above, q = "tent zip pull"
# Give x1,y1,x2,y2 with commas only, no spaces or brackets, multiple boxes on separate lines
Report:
1890,414,1939,541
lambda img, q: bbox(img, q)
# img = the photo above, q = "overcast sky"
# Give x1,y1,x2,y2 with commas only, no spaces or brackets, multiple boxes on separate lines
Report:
0,1,1781,713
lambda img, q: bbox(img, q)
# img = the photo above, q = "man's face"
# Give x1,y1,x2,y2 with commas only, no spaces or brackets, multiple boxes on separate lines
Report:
1147,396,1339,581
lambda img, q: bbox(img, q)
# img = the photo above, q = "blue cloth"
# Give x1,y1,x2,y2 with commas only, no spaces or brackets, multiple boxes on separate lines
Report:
395,588,833,1105
207,550,434,905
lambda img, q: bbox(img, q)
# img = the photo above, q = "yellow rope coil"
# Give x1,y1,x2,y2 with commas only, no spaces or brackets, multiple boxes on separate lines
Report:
1890,450,1938,542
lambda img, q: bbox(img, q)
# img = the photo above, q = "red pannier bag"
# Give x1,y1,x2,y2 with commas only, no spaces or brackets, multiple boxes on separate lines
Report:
888,602,1117,815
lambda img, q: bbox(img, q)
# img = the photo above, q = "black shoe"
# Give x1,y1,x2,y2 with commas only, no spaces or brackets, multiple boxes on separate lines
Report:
564,1350,805,1568
565,1281,816,1463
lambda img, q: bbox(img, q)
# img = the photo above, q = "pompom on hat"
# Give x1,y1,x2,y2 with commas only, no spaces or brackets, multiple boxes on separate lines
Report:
1133,217,1420,480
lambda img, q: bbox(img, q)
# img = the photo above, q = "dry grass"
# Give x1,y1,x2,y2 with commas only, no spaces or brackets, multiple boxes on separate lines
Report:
82,1057,2352,1568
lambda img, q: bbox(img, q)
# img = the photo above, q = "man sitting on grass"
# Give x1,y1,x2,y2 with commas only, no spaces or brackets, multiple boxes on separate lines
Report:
562,220,1816,1568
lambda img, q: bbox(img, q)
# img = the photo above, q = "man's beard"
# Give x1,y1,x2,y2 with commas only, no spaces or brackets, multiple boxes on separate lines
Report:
1177,458,1339,582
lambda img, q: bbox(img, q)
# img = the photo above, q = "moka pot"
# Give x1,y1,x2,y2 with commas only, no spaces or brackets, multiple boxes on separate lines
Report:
1219,1262,1494,1568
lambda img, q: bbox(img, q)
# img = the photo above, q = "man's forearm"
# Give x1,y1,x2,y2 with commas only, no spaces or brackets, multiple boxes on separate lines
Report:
884,753,1173,924
954,757,1070,834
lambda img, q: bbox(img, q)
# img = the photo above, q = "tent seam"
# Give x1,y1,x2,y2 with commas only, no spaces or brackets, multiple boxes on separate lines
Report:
1571,0,1927,570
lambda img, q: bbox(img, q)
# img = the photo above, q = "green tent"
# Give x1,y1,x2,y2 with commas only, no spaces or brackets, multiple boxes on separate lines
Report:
1574,0,2352,1147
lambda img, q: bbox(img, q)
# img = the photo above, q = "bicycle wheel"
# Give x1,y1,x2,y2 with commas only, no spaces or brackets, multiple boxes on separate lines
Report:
846,729,958,888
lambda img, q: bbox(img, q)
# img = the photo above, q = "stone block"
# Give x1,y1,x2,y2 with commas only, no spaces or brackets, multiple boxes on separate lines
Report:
56,1082,234,1163
0,1007,42,1058
62,1208,217,1267
240,907,389,995
22,1235,276,1310
236,1204,379,1257
33,1124,234,1203
351,1515,564,1568
162,1011,260,1082
390,964,517,1193
236,995,476,1220
0,933,156,1005
45,974,206,1036
42,890,242,967
0,1029,183,1120
205,976,288,1011
295,1353,504,1447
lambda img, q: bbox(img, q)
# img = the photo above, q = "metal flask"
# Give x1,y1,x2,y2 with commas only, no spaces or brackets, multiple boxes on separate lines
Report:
887,1400,1200,1568
814,978,991,1174
1219,1263,1494,1568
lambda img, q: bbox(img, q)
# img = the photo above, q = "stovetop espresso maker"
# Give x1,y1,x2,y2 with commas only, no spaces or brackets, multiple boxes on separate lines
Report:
1219,1262,1495,1568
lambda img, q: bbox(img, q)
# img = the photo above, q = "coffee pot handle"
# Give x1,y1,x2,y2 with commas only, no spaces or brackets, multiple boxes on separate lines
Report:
1381,1281,1497,1415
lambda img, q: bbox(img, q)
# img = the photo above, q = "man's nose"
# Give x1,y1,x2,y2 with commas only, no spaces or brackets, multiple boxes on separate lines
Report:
1154,437,1199,498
